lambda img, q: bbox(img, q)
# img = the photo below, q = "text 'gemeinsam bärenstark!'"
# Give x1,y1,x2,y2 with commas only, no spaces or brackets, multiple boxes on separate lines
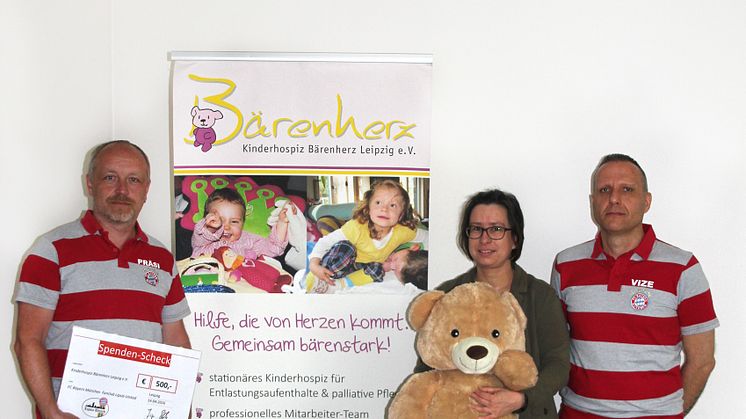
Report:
192,311,408,354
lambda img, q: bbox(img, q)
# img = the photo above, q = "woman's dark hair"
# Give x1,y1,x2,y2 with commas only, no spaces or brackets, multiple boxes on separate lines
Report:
457,189,525,266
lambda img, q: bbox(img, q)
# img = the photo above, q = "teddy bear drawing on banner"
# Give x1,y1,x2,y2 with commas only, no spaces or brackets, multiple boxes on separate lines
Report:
191,106,223,152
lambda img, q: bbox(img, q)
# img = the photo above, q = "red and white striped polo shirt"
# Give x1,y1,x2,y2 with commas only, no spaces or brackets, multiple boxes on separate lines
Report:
15,210,191,396
551,225,718,418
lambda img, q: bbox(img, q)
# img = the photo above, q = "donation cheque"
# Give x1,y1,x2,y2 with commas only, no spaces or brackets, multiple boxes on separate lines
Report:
58,326,201,419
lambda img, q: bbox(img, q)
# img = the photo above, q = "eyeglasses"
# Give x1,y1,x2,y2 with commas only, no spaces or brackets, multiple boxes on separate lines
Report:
466,225,512,240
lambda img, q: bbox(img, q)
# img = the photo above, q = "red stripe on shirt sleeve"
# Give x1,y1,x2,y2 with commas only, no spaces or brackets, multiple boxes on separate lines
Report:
19,255,61,291
54,290,164,323
165,274,187,306
685,255,698,270
568,312,681,345
569,364,682,401
678,290,717,328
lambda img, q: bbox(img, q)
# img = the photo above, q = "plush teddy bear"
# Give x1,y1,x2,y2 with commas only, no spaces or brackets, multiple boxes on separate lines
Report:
388,282,538,419
191,106,223,152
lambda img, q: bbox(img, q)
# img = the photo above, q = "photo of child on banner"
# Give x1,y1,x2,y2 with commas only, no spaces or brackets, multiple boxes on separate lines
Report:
296,178,429,295
174,175,308,293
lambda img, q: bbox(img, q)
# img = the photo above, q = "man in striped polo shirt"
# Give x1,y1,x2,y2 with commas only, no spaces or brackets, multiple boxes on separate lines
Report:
13,141,192,419
551,154,718,419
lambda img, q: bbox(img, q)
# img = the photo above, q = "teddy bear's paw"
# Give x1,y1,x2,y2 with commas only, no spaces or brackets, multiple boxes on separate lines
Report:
494,350,538,391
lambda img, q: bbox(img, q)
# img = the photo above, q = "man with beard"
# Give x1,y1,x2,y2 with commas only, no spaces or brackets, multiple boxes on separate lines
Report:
13,140,191,419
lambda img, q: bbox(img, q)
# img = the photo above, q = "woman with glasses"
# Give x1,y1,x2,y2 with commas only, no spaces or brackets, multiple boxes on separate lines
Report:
414,189,569,418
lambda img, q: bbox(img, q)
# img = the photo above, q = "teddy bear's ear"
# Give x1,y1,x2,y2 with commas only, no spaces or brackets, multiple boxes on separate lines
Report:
503,291,527,330
213,110,224,120
191,106,199,116
407,290,445,331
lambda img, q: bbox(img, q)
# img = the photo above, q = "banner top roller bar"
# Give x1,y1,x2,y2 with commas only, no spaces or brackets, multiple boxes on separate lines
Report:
168,51,432,64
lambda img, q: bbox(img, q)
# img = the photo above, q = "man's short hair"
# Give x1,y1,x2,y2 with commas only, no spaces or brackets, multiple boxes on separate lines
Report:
88,140,151,178
591,153,648,192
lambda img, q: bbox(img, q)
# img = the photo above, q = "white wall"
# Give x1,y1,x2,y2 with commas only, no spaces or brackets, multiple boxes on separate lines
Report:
3,0,744,417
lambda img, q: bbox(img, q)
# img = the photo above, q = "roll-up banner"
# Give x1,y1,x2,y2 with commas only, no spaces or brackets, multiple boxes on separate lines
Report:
170,51,432,418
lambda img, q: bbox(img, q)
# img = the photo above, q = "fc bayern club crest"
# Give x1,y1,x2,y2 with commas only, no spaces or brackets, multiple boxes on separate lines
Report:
144,270,159,287
630,291,649,311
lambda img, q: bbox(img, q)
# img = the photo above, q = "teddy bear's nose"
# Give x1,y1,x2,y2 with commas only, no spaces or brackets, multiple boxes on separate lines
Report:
466,345,488,360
